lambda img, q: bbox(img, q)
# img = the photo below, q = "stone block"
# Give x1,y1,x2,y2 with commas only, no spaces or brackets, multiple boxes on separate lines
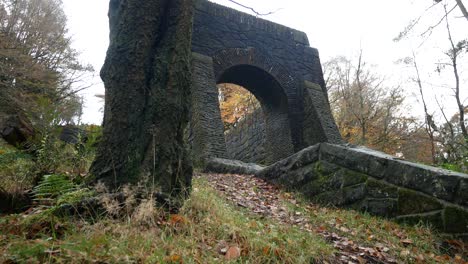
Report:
289,144,321,170
312,184,364,207
315,160,340,176
320,144,371,175
366,178,398,199
444,206,468,233
384,162,460,201
204,158,265,175
397,188,443,215
256,144,320,182
342,184,367,205
361,198,398,217
342,169,368,187
281,163,317,187
299,170,339,197
455,178,468,207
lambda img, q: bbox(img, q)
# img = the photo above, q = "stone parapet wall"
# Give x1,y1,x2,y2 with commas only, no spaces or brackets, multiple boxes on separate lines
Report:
194,0,309,46
257,143,468,238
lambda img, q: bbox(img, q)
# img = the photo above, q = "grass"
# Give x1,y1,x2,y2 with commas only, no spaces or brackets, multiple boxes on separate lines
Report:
0,138,35,193
281,191,466,263
0,178,335,263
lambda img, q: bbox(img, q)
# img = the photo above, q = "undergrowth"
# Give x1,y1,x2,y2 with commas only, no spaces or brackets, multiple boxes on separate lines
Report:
0,178,335,263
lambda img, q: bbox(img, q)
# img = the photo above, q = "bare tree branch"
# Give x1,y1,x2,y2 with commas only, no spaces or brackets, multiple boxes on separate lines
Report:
454,0,468,21
226,0,282,16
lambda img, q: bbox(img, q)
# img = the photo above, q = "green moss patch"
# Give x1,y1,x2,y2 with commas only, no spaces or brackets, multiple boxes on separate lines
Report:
398,189,443,215
342,169,368,187
366,178,398,199
444,206,468,233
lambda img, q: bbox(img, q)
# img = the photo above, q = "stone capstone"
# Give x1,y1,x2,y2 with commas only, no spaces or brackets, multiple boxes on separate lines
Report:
204,158,265,175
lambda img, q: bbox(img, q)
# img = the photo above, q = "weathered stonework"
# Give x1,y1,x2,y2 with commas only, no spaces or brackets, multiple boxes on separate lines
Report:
187,0,468,238
224,110,267,164
257,143,468,237
189,0,342,165
189,53,228,165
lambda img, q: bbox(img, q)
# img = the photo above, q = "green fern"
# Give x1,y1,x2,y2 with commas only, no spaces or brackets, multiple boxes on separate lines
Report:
32,174,77,205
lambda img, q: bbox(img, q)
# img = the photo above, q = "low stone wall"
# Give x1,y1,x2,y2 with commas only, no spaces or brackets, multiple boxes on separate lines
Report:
204,158,265,175
257,143,468,238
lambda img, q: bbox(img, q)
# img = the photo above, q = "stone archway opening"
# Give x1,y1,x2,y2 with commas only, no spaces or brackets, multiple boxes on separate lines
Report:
217,83,265,163
216,64,295,164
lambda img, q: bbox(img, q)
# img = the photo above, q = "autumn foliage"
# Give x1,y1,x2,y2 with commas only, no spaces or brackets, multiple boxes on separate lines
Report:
218,83,260,131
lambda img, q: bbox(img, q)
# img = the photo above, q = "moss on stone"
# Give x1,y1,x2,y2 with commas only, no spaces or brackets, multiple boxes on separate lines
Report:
314,161,340,176
366,178,398,199
342,169,368,187
293,162,320,183
455,179,468,207
358,198,398,217
444,206,468,233
397,188,443,216
300,173,333,197
341,184,366,205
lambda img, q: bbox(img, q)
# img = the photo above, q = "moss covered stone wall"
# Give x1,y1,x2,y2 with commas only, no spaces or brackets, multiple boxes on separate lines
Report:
258,143,468,238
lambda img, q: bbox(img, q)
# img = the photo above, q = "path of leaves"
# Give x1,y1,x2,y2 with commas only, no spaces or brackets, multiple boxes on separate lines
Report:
202,172,401,264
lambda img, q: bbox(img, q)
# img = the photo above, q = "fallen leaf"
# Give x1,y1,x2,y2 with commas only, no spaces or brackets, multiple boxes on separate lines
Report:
170,214,188,225
225,246,241,260
401,239,413,246
165,255,183,263
317,225,327,232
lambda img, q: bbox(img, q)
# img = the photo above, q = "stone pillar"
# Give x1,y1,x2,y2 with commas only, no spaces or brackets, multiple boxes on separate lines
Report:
302,81,343,145
189,52,228,165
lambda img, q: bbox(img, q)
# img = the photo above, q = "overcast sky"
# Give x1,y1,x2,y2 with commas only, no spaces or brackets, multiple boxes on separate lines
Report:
62,0,467,125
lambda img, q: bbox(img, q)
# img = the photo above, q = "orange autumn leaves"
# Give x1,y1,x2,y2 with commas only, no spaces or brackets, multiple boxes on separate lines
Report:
218,83,260,131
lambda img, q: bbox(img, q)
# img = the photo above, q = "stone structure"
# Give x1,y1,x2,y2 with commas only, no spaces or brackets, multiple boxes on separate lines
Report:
257,143,468,238
189,0,342,165
188,0,468,236
224,110,267,164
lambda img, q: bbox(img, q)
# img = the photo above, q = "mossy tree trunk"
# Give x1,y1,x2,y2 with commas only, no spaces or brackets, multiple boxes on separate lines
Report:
90,0,194,206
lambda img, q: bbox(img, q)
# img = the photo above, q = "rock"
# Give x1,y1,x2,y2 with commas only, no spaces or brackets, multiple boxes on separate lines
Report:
204,158,265,175
0,114,34,147
0,189,32,213
59,126,87,144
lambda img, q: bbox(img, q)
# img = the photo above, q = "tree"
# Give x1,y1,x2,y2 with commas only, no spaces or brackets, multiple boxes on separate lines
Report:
440,3,467,140
435,0,468,22
0,0,91,145
90,0,194,208
324,52,408,154
399,53,438,163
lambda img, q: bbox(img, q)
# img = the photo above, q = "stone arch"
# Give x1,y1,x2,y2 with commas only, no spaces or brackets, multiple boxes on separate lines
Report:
212,48,304,156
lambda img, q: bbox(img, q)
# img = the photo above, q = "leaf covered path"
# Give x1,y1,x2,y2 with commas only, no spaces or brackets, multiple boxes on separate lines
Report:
201,173,467,264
